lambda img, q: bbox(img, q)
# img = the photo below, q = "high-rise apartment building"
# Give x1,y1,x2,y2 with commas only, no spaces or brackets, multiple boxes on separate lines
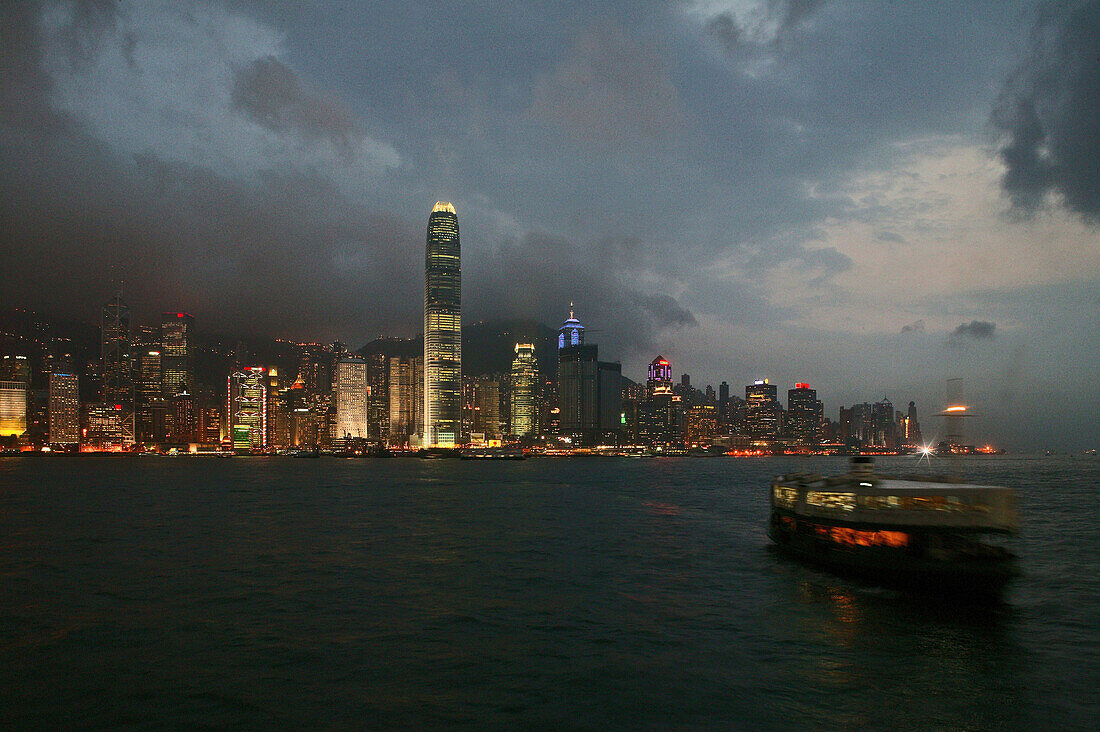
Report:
49,372,80,445
161,312,194,397
227,367,267,450
510,343,537,438
424,202,462,447
334,357,369,442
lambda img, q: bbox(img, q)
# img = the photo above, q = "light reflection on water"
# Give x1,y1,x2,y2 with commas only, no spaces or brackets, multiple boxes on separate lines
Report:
0,453,1095,727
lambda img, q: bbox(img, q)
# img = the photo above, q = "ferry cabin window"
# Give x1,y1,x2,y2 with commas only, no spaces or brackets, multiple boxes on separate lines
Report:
805,491,857,512
773,486,799,508
859,494,989,513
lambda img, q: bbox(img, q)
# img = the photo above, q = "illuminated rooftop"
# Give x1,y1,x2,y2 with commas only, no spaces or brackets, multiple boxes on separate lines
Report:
432,201,456,214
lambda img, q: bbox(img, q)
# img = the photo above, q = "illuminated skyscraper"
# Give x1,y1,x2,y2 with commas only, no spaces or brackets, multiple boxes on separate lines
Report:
389,356,423,447
161,312,194,397
510,343,537,438
424,201,462,446
786,383,823,443
647,356,673,396
334,357,369,441
745,379,780,437
49,372,80,445
227,367,267,450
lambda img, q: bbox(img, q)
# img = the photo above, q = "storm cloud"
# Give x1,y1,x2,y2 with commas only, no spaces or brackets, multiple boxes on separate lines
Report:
950,320,997,342
993,0,1100,221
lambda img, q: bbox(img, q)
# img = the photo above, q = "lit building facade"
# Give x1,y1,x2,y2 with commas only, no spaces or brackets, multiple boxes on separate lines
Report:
424,202,462,446
510,343,537,438
389,356,423,447
161,312,194,397
135,349,162,442
0,380,27,437
684,405,718,446
335,357,369,441
647,356,673,396
786,383,823,443
557,309,622,445
745,379,780,438
227,368,267,450
49,372,80,445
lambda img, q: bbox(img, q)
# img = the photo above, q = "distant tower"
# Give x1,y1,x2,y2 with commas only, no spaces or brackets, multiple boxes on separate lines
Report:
227,367,267,450
49,372,80,445
647,356,673,396
745,379,780,438
424,201,462,447
334,357,369,442
511,343,537,438
101,292,132,404
161,312,195,397
558,303,584,349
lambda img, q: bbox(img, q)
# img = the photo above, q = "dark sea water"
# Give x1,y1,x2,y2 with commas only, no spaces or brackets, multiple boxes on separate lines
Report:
1,454,1097,728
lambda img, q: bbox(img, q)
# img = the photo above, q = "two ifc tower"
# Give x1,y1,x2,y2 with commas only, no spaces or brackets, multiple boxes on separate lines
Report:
424,202,462,447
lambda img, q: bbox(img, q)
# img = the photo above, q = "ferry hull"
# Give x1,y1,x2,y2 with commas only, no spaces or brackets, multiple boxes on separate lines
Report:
769,511,1019,597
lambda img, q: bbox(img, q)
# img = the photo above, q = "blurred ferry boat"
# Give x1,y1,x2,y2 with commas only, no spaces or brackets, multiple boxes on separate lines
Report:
768,457,1019,595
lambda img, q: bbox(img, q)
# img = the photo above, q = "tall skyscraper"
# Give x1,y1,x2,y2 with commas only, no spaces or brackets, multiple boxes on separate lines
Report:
101,292,132,404
557,308,622,445
510,343,537,438
389,356,423,447
745,379,780,438
786,383,823,443
227,367,267,451
161,312,194,397
334,357,369,441
424,201,462,447
49,372,80,445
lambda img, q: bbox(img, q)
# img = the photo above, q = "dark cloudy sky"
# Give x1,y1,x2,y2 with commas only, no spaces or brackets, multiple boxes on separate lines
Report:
2,0,1098,450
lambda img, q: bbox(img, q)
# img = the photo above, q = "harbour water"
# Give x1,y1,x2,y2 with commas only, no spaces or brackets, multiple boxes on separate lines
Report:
1,454,1097,727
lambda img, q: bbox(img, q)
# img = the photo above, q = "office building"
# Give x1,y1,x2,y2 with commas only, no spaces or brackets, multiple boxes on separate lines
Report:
365,353,390,440
510,343,537,438
335,357,369,442
49,372,80,445
0,380,27,437
424,201,462,446
101,293,132,404
647,356,673,396
745,379,780,438
684,405,719,446
161,312,194,397
389,356,423,447
557,309,622,445
786,383,823,443
227,367,267,450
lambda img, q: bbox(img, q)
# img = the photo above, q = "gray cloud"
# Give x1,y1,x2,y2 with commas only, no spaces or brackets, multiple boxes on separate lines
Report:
232,56,362,155
950,320,996,342
874,230,906,243
993,0,1100,222
901,319,925,334
527,20,682,140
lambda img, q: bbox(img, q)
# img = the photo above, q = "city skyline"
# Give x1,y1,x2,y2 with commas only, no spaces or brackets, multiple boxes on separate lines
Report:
1,2,1097,450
